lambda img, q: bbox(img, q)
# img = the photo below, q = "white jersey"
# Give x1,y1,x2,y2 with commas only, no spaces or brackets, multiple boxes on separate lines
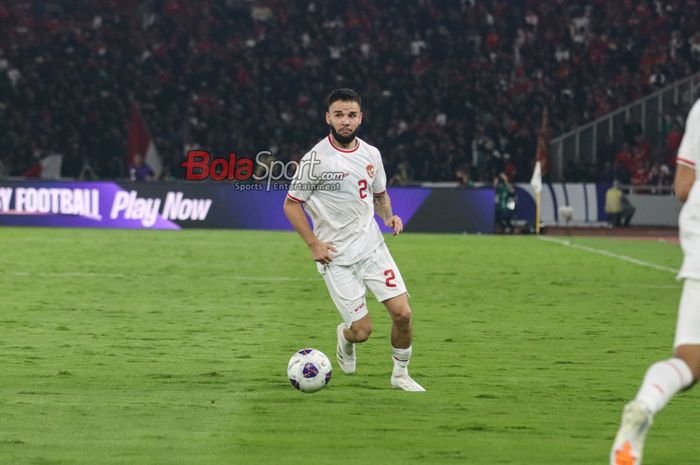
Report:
287,135,387,265
676,98,700,279
677,98,700,184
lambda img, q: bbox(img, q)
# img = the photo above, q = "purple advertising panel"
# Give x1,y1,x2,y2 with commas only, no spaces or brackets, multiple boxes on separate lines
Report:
0,181,495,233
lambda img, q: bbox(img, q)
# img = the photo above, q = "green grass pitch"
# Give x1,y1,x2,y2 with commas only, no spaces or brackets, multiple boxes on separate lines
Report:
0,227,695,464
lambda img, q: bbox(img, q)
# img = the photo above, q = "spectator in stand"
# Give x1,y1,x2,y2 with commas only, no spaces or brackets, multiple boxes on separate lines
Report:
614,142,634,184
503,154,517,181
455,165,475,188
388,154,414,186
20,146,38,179
630,159,651,187
128,154,154,182
648,161,673,191
632,132,651,166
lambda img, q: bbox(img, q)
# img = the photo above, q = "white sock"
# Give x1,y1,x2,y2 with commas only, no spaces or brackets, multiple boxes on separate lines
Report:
634,358,693,414
340,324,350,345
391,345,412,377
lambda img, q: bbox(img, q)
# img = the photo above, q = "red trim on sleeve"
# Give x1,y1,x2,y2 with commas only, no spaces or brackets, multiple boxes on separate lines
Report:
286,193,305,203
677,156,696,168
373,190,386,196
328,135,360,153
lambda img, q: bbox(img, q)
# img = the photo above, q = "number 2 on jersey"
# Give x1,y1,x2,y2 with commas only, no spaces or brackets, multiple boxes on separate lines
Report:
384,269,397,288
358,179,368,199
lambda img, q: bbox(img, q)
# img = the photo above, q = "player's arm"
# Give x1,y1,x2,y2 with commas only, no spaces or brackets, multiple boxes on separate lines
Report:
373,192,403,236
283,197,336,264
675,100,700,202
674,164,695,202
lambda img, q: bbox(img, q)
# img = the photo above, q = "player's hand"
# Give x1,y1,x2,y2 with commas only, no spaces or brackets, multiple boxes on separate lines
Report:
309,240,336,264
385,215,403,236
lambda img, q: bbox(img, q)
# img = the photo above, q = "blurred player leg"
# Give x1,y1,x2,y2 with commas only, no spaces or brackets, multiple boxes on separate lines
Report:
610,278,700,465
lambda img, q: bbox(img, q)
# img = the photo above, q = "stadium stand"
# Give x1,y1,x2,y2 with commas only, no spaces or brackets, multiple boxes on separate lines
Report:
1,0,699,183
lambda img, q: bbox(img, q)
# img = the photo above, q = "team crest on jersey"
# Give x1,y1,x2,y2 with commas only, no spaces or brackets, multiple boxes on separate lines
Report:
366,164,375,178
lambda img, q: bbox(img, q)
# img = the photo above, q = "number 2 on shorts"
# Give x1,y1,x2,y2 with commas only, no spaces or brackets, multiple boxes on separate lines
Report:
384,269,397,288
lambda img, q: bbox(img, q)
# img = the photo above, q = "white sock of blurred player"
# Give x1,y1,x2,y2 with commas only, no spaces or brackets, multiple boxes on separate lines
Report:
634,358,693,414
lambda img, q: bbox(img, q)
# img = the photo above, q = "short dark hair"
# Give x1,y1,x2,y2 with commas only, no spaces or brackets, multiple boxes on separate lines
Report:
327,88,361,108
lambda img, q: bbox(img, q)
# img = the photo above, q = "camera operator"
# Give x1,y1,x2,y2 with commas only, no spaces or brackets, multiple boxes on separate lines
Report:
494,172,517,233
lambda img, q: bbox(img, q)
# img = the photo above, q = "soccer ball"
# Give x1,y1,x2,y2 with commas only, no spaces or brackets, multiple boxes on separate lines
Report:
287,348,332,393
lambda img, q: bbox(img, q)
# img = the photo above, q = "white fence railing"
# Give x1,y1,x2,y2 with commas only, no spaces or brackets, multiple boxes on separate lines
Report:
549,71,700,181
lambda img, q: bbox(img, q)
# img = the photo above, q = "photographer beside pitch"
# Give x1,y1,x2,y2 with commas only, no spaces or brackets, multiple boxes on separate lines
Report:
611,97,700,465
283,88,424,392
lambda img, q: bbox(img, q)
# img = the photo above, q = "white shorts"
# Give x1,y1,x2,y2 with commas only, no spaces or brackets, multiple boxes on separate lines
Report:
317,243,408,324
678,201,700,280
674,278,700,347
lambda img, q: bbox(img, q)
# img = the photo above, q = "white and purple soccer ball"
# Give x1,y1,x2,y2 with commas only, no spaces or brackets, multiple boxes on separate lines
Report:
287,348,332,393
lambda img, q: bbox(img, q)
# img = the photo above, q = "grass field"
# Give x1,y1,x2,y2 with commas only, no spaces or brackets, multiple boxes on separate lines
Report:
0,227,695,464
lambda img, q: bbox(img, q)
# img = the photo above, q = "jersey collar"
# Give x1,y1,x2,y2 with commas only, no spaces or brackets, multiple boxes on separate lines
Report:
328,135,360,153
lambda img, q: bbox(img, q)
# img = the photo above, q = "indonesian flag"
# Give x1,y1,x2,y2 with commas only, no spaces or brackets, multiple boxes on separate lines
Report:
128,102,162,178
530,160,542,194
535,106,550,175
530,106,550,194
40,154,63,179
23,153,63,179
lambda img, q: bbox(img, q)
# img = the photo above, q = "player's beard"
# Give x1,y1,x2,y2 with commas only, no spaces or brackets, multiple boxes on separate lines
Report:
329,124,358,145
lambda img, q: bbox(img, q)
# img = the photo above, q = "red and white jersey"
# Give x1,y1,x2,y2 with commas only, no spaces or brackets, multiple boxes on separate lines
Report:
677,99,700,279
287,135,387,265
677,98,700,206
677,99,700,170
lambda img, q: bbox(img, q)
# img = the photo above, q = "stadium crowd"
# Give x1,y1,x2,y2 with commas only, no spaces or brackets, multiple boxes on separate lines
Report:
1,0,699,183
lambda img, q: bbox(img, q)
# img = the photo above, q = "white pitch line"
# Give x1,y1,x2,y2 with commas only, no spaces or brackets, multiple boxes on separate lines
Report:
8,272,318,282
9,271,127,278
229,276,319,282
538,236,678,274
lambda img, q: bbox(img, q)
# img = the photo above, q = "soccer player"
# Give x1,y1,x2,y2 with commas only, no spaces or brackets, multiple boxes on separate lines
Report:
610,97,700,465
283,88,425,392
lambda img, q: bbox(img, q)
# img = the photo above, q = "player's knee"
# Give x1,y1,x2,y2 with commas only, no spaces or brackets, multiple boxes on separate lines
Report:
350,320,372,342
356,327,372,342
392,306,412,329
